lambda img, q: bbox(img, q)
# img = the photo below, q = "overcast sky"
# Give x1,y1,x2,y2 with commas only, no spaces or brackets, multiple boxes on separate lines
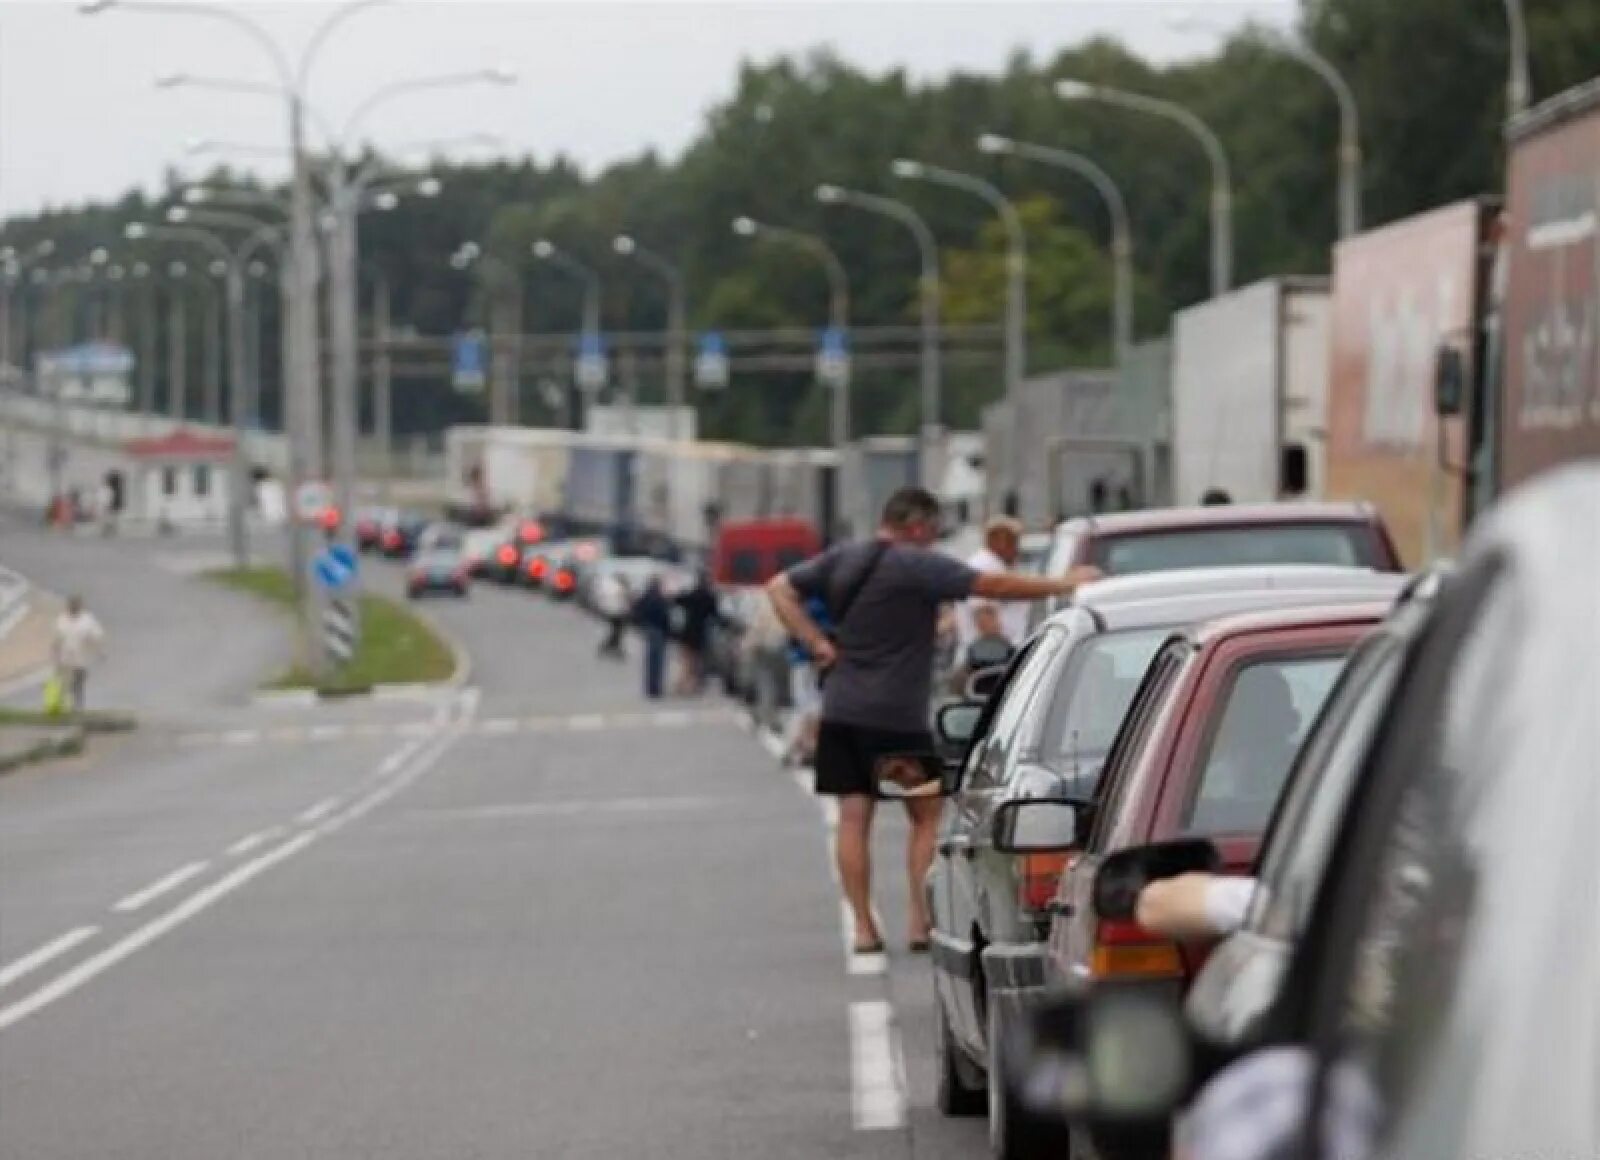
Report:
0,0,1293,219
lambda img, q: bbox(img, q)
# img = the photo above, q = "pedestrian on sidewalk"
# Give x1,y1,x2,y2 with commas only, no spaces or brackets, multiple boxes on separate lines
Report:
595,571,631,660
672,571,722,695
632,576,673,700
52,595,106,712
767,486,1100,954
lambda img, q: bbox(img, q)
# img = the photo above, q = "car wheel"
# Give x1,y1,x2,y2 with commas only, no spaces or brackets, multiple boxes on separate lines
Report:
936,993,986,1118
988,991,1068,1160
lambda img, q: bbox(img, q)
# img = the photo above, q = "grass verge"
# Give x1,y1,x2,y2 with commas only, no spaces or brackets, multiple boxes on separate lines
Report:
0,706,136,733
207,567,456,694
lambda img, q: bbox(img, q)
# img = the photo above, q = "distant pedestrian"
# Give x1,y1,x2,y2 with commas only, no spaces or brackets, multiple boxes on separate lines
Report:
632,576,673,700
768,486,1100,954
52,595,106,712
595,571,631,660
1201,488,1233,506
957,515,1028,651
673,571,722,695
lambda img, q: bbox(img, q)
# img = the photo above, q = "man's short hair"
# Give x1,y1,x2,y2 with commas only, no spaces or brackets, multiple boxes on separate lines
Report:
881,486,942,529
984,516,1022,540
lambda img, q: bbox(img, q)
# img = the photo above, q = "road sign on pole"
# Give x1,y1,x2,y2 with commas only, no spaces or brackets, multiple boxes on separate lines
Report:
312,543,358,592
322,596,357,666
816,326,850,388
575,331,608,394
452,331,488,394
694,331,729,390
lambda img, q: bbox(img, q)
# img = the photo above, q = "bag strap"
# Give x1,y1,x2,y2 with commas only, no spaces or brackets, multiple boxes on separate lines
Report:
831,540,891,634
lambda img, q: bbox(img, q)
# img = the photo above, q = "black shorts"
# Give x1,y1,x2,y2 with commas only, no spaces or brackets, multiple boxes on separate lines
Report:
814,720,936,797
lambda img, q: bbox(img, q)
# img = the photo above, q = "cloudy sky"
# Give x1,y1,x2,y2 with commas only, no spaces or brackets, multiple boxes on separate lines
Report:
0,0,1292,219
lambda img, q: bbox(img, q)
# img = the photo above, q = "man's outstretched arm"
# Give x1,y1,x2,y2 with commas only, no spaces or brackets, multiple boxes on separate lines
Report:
971,565,1101,603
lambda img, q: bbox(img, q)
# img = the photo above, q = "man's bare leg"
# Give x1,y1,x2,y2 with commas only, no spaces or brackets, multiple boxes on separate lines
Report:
905,795,942,944
836,793,881,949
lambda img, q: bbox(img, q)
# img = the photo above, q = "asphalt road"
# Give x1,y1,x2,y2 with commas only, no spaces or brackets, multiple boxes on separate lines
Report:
0,531,987,1160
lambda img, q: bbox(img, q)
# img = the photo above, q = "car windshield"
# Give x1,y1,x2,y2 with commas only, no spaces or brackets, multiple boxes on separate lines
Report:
1093,524,1372,575
1034,628,1169,794
1183,652,1351,836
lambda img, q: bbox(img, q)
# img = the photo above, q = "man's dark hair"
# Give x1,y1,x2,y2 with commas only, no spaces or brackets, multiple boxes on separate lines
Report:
881,486,942,529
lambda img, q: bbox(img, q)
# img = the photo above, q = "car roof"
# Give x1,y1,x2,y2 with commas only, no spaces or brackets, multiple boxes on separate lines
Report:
1054,501,1381,537
1046,566,1408,633
1183,600,1394,648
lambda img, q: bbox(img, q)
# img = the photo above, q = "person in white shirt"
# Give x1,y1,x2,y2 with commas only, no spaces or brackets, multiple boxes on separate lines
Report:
594,572,631,660
958,516,1029,648
52,596,107,712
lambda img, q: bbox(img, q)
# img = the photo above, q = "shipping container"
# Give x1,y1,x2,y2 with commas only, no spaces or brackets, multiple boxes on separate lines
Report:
1326,200,1493,566
1494,77,1600,493
563,440,639,540
1171,279,1330,508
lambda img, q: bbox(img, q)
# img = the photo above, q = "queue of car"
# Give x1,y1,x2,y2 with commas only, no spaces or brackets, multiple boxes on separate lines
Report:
899,465,1598,1160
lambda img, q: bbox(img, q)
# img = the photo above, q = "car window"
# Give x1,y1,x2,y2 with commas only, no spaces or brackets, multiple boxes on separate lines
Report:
1304,559,1523,1160
1031,628,1169,797
1088,639,1187,847
1247,637,1403,941
1183,653,1349,836
965,628,1067,789
1093,524,1374,575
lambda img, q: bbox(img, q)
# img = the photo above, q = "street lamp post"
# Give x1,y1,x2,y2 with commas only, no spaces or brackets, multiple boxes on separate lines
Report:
732,216,851,450
166,261,190,420
1059,79,1234,297
455,242,526,426
613,235,687,414
533,239,605,426
977,133,1135,361
814,184,942,484
891,158,1024,511
1503,0,1531,117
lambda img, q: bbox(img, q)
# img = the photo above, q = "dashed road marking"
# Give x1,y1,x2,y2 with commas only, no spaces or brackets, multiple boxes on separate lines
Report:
849,1000,908,1130
478,718,518,735
566,714,605,731
112,861,210,914
222,729,259,745
296,797,341,825
0,928,98,992
226,827,284,857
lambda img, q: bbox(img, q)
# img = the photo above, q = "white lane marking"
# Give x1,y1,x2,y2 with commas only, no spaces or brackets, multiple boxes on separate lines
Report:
112,861,210,914
222,729,259,745
566,714,605,731
307,725,345,742
296,797,341,825
477,718,518,735
269,727,306,742
849,1000,908,1130
0,721,467,1034
0,928,98,992
651,710,691,727
226,827,284,857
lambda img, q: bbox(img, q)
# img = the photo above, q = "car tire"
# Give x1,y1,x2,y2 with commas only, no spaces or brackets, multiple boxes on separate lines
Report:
936,994,986,1118
987,992,1068,1160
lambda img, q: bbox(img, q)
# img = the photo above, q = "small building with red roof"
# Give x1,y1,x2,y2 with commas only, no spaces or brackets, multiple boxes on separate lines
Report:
122,428,236,525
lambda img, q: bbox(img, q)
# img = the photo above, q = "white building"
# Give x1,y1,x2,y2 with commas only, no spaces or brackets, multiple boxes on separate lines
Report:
123,429,235,526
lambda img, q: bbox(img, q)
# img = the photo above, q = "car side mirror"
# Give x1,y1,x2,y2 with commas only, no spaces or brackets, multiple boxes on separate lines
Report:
1434,345,1466,417
935,702,984,748
1093,839,1222,922
992,798,1081,853
1006,984,1193,1133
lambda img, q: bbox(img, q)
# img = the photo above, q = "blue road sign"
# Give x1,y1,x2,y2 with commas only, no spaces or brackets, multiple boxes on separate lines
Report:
575,331,608,392
816,326,850,387
695,331,729,390
313,547,357,592
452,331,488,393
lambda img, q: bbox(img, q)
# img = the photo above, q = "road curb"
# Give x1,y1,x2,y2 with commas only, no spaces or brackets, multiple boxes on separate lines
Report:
0,726,86,775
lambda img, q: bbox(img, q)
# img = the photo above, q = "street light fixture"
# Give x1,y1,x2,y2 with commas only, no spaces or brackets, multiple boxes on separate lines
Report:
977,131,1135,360
1058,77,1234,296
814,181,943,481
731,217,758,238
890,157,1026,511
612,234,687,410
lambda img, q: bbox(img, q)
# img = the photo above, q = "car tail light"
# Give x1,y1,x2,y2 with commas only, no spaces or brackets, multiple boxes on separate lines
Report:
528,557,548,580
497,545,517,566
383,530,401,549
518,520,544,545
554,569,575,592
1090,919,1184,980
1018,852,1071,915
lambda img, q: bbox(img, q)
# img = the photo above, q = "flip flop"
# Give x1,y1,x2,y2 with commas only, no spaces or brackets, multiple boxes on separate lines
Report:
907,939,931,955
853,938,886,956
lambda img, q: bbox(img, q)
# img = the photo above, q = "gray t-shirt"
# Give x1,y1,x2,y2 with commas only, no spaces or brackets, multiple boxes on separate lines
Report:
786,539,978,732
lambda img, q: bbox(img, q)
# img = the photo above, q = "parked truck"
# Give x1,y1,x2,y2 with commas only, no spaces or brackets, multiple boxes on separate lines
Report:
1170,278,1330,509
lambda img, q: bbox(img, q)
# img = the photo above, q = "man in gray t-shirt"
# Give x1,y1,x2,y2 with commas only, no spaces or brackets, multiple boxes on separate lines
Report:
768,486,1099,954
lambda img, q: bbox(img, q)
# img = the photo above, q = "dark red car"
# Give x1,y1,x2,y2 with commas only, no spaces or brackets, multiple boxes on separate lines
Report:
1042,600,1393,994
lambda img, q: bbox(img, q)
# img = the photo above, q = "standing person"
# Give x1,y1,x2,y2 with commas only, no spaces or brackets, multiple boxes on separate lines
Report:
594,570,631,660
52,595,106,712
768,487,1099,954
957,515,1030,652
631,576,673,700
673,571,722,696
